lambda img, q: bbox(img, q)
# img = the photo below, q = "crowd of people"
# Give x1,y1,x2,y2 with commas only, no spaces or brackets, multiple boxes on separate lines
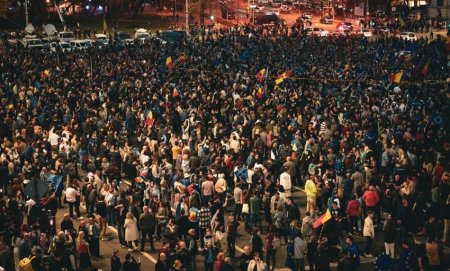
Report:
0,21,448,271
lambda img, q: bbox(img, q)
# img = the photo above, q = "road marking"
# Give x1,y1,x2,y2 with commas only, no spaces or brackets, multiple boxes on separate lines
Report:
78,204,159,264
107,224,159,264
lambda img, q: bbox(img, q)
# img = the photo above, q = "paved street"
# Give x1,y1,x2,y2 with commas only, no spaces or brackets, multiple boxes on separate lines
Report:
54,177,450,271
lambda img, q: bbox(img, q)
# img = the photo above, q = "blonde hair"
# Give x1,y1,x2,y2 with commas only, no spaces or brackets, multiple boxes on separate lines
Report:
126,212,134,219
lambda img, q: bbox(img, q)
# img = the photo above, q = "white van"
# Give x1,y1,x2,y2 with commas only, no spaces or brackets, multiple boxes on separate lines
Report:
134,28,151,43
58,31,75,42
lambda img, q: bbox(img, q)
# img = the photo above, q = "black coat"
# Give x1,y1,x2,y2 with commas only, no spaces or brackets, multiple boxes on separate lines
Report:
122,260,140,271
111,255,122,271
155,260,169,271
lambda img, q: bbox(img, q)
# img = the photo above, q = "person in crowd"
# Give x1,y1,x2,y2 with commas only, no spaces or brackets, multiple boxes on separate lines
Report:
139,205,156,252
124,212,139,251
19,232,32,260
122,253,141,271
239,246,252,271
0,18,448,271
247,252,266,271
251,228,264,260
202,241,218,271
111,250,123,271
363,211,375,257
293,232,306,271
342,236,360,271
77,231,91,269
227,214,239,258
87,217,101,257
156,252,169,271
185,228,199,271
96,195,108,240
383,213,396,258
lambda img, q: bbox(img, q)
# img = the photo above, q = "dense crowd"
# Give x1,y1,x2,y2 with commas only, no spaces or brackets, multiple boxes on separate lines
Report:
0,23,448,271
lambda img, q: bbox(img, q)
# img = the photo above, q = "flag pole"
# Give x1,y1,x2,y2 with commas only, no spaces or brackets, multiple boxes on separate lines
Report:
263,66,269,95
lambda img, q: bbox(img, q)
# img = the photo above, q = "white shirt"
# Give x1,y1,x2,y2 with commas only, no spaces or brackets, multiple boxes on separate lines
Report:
48,133,60,147
65,187,79,203
25,199,36,215
280,172,292,191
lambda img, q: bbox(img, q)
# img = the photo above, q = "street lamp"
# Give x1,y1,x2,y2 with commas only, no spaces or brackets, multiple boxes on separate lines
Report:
185,0,189,31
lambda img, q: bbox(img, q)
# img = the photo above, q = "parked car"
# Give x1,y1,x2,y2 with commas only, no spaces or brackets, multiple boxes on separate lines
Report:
160,30,188,44
117,32,134,44
134,28,151,43
375,26,390,35
21,36,44,49
94,33,109,46
70,39,91,50
253,14,280,25
358,29,373,37
336,22,353,31
58,31,75,42
302,12,312,20
50,41,73,53
266,9,280,16
312,27,329,36
296,15,311,24
396,32,417,41
40,38,51,49
320,16,333,24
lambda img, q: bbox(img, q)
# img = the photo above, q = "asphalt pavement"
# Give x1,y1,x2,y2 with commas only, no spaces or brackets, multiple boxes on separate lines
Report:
53,175,450,271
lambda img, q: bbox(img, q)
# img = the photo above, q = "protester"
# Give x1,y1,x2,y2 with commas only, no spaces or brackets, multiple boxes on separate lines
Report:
293,232,306,271
0,19,448,271
111,250,123,271
247,252,266,271
124,212,139,252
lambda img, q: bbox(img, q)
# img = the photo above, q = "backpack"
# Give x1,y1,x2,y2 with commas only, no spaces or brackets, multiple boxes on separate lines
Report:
272,237,281,250
301,220,313,237
19,256,35,271
274,213,286,230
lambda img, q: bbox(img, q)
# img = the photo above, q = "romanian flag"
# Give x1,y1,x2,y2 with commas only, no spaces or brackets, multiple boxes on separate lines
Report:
390,71,403,84
145,110,154,126
256,87,263,99
173,87,180,98
313,209,332,228
42,69,50,78
166,56,174,69
135,176,146,183
178,54,187,64
275,71,292,85
256,68,267,83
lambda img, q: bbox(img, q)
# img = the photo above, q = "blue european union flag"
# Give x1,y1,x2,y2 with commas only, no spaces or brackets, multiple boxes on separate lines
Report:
240,48,252,62
30,95,37,109
47,174,64,195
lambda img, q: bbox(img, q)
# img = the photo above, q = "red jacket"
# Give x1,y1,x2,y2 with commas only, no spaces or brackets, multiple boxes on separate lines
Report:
362,191,379,207
346,200,361,217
